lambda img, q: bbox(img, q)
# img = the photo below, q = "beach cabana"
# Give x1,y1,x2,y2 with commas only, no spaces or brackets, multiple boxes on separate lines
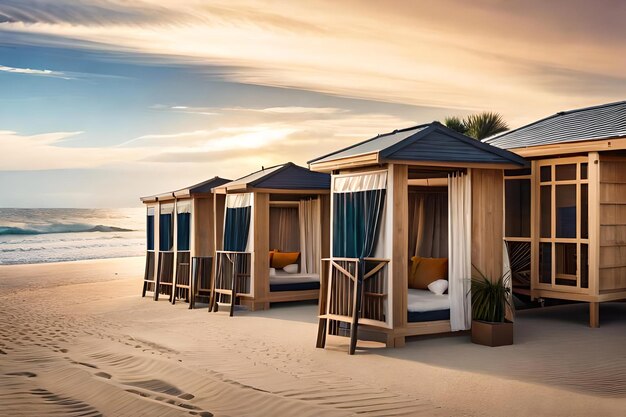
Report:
485,101,626,327
211,163,331,314
140,177,231,306
308,122,527,353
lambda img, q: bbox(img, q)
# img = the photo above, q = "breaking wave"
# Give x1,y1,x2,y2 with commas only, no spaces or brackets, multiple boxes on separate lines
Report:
0,224,134,236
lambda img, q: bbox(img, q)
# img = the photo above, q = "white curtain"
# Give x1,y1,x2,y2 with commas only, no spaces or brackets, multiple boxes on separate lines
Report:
299,198,321,273
176,200,191,214
448,171,472,331
226,193,252,208
333,171,387,193
160,203,174,214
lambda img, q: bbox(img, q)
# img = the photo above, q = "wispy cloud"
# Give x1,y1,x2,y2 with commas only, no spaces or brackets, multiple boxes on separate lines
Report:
2,0,625,123
0,64,72,79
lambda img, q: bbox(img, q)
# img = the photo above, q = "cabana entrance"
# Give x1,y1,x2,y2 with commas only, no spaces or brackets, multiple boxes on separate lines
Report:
211,163,330,315
310,122,527,353
140,177,231,306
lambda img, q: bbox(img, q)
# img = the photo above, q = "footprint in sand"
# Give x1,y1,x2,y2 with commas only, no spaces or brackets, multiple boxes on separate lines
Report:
6,371,37,377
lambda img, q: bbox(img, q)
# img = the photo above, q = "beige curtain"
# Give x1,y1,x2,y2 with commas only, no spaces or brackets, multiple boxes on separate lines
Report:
269,207,300,252
449,172,472,331
299,198,321,274
409,190,448,258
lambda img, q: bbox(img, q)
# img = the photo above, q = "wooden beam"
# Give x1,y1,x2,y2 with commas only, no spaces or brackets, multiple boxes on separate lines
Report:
588,152,600,296
511,137,626,158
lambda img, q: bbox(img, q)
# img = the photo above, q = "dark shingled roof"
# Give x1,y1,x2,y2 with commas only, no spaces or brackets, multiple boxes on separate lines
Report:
220,162,330,191
182,176,231,195
309,122,527,167
140,176,231,201
485,101,626,150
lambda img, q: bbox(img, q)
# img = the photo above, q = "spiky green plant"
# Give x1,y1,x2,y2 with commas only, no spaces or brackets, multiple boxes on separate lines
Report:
442,111,509,140
444,116,467,135
471,267,513,323
464,112,509,140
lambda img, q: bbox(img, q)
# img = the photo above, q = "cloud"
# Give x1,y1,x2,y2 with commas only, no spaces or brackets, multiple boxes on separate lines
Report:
0,64,71,79
0,104,416,172
0,130,144,170
1,0,625,124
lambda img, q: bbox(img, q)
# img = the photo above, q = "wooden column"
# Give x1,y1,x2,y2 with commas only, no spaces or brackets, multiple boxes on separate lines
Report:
213,193,226,252
252,192,270,310
391,164,409,340
589,302,599,328
320,194,331,260
471,169,504,281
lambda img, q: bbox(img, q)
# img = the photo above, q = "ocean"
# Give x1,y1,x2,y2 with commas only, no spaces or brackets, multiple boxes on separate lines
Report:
0,208,145,265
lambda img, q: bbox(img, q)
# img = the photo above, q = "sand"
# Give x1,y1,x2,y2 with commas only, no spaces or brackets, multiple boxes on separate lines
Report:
1,257,625,416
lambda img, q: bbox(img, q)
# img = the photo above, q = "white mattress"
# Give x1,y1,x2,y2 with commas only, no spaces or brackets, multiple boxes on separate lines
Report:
269,270,320,285
407,289,450,312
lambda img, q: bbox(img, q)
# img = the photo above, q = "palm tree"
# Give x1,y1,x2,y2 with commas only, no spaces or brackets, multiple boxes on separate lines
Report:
443,111,509,140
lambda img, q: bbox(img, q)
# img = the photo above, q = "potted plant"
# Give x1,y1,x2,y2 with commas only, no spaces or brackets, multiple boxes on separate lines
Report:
470,268,514,347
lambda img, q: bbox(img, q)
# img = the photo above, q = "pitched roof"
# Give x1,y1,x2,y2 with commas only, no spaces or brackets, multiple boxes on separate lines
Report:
309,122,527,169
217,162,330,193
140,176,231,202
485,101,626,150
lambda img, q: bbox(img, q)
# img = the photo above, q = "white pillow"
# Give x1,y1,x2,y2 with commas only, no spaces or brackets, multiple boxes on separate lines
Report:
269,267,276,276
282,264,299,274
428,279,448,295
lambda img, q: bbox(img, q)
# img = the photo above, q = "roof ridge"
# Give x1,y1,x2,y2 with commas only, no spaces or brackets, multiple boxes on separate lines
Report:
307,123,431,164
230,162,287,182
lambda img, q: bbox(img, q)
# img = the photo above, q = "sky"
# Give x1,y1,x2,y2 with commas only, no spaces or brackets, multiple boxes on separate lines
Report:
1,0,625,207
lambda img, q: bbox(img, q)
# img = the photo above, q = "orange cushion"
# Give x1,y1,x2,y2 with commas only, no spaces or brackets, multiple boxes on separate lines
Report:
272,252,300,269
409,256,448,289
269,250,277,265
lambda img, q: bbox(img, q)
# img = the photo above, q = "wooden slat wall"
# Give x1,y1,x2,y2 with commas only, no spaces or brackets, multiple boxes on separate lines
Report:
471,169,504,281
599,156,626,291
194,196,214,257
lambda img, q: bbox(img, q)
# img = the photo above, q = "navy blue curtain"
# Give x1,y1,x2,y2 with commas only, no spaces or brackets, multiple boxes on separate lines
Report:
224,207,251,251
177,212,191,251
159,213,173,251
146,214,155,251
332,190,386,259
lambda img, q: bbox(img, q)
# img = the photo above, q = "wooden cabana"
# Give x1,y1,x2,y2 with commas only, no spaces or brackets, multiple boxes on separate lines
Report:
308,122,527,353
485,101,626,327
140,176,230,307
211,163,331,315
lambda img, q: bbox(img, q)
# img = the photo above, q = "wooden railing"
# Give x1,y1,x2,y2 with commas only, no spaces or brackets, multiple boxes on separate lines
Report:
155,251,175,301
210,251,252,316
172,251,191,306
141,251,156,297
316,257,389,354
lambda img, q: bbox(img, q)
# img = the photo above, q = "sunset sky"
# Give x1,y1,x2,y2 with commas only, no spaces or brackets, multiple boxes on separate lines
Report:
1,0,625,207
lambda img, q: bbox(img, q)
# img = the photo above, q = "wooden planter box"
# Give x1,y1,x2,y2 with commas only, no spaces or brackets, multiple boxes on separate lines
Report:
471,320,513,347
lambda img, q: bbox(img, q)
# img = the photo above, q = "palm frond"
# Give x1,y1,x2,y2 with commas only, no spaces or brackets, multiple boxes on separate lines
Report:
443,116,467,135
463,112,509,140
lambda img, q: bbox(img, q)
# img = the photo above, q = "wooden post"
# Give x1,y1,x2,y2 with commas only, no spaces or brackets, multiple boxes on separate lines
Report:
589,302,599,328
391,164,409,330
252,192,270,310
